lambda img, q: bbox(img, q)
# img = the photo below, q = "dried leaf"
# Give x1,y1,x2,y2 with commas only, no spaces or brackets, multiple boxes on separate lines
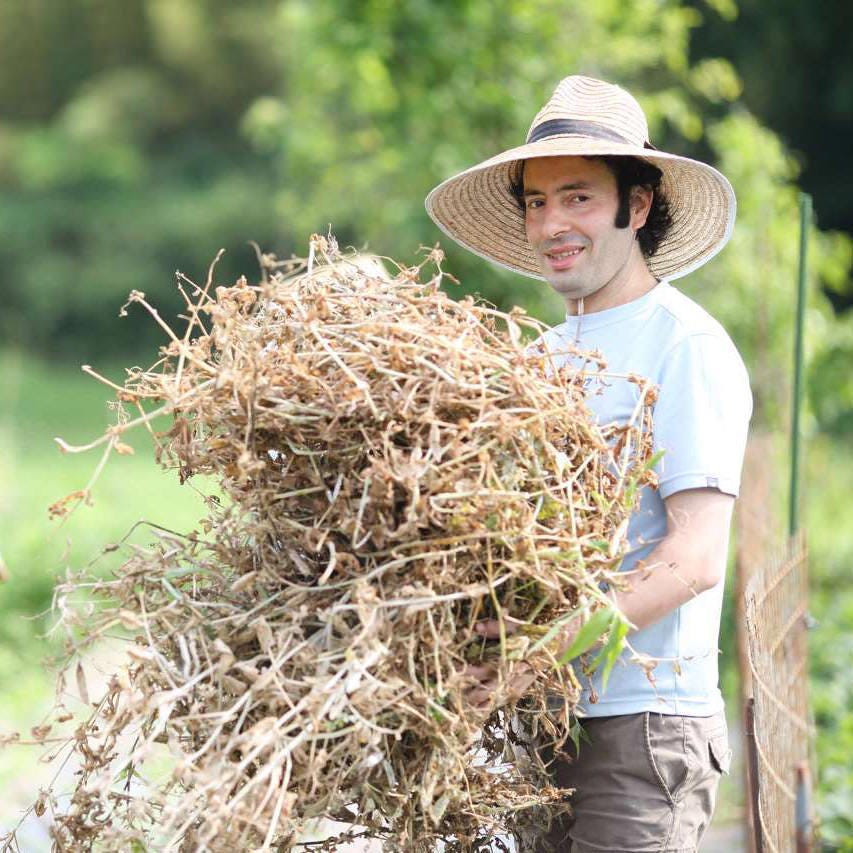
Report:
75,661,90,706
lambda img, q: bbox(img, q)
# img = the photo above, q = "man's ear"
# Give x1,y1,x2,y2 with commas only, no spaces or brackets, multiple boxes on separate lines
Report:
630,185,653,230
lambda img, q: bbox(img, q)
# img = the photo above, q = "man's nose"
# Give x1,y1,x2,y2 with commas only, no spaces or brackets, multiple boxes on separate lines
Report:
542,202,573,240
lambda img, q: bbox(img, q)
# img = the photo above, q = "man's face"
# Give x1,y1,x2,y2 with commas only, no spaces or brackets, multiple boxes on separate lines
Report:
522,155,648,302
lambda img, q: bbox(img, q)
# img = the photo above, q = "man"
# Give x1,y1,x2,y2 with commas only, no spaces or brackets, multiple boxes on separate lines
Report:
425,76,752,851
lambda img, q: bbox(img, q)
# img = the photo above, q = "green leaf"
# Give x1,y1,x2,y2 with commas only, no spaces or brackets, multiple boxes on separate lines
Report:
590,615,630,690
428,705,446,723
642,449,666,471
536,498,560,520
161,578,183,601
527,609,580,656
556,606,614,665
164,566,209,579
567,717,591,754
538,548,580,561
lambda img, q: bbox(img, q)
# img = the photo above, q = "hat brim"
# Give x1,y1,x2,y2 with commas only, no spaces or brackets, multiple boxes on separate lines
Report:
425,136,736,282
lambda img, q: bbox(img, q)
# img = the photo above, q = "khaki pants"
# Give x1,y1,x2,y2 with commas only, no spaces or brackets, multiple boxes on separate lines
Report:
537,711,731,852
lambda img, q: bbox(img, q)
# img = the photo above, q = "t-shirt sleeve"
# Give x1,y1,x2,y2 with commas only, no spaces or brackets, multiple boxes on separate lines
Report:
653,332,753,499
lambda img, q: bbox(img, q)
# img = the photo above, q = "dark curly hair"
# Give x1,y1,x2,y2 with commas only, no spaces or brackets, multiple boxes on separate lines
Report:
508,155,674,259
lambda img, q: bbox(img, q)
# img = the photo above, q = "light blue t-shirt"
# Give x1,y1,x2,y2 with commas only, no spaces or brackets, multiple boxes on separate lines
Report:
538,281,752,717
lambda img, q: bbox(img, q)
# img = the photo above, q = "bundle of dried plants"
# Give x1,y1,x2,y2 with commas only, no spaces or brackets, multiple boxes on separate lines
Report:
5,236,657,852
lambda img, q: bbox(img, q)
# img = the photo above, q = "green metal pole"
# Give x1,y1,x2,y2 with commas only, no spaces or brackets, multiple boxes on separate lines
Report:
789,193,812,537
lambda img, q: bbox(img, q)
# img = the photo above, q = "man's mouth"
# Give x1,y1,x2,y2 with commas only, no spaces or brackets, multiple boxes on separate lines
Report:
545,246,585,270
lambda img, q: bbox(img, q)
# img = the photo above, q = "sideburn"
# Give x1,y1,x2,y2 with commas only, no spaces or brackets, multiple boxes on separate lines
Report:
614,186,632,229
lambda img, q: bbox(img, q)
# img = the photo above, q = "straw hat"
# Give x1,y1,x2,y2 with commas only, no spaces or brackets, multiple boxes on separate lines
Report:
425,75,736,282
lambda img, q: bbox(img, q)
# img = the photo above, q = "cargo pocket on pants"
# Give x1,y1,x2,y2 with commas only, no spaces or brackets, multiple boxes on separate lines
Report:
709,733,732,776
644,712,694,806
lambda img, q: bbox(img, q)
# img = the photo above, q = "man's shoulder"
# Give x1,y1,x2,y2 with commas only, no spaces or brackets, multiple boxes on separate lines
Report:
650,283,731,345
533,283,743,371
652,286,752,412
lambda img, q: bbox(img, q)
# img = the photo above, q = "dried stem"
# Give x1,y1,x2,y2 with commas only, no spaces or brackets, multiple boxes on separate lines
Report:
12,239,657,853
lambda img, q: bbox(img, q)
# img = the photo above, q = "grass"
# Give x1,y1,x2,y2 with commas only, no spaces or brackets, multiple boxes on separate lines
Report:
0,350,209,643
1,349,851,849
0,350,210,843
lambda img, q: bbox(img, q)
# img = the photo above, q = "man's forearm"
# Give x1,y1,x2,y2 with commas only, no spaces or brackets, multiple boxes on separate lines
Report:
610,488,734,634
612,540,718,634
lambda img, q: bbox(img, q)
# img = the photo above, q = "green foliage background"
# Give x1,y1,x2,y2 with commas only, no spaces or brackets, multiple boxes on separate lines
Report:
1,0,851,847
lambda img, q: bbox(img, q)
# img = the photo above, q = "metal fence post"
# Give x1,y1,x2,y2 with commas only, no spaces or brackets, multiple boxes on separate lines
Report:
745,696,764,853
789,192,811,537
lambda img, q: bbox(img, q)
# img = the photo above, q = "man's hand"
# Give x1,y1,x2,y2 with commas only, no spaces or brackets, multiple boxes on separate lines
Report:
462,660,536,710
463,615,581,709
463,617,530,710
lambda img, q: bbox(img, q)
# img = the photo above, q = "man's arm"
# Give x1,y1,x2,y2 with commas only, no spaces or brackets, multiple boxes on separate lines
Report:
612,487,734,633
466,487,734,707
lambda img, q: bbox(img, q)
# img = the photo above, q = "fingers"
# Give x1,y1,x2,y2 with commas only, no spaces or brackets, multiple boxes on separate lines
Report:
473,616,524,639
506,665,536,700
474,619,501,639
462,663,499,709
462,664,495,680
466,684,497,709
461,661,535,710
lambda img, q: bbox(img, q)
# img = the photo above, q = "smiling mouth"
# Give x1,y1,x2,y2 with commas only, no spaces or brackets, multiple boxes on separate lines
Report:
544,246,585,269
547,247,584,260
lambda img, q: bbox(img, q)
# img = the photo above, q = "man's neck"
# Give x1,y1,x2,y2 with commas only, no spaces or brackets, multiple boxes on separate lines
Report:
564,252,658,316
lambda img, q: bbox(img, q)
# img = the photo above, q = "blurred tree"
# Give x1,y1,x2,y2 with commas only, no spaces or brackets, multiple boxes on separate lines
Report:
0,0,283,360
687,0,853,308
245,0,751,322
0,0,151,121
687,111,853,431
245,0,851,431
0,0,851,433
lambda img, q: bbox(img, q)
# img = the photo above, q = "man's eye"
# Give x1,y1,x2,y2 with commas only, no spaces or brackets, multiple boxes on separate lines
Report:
571,195,589,203
525,199,544,210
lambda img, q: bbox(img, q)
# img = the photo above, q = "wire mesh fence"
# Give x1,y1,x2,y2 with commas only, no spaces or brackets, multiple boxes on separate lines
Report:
743,529,814,853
